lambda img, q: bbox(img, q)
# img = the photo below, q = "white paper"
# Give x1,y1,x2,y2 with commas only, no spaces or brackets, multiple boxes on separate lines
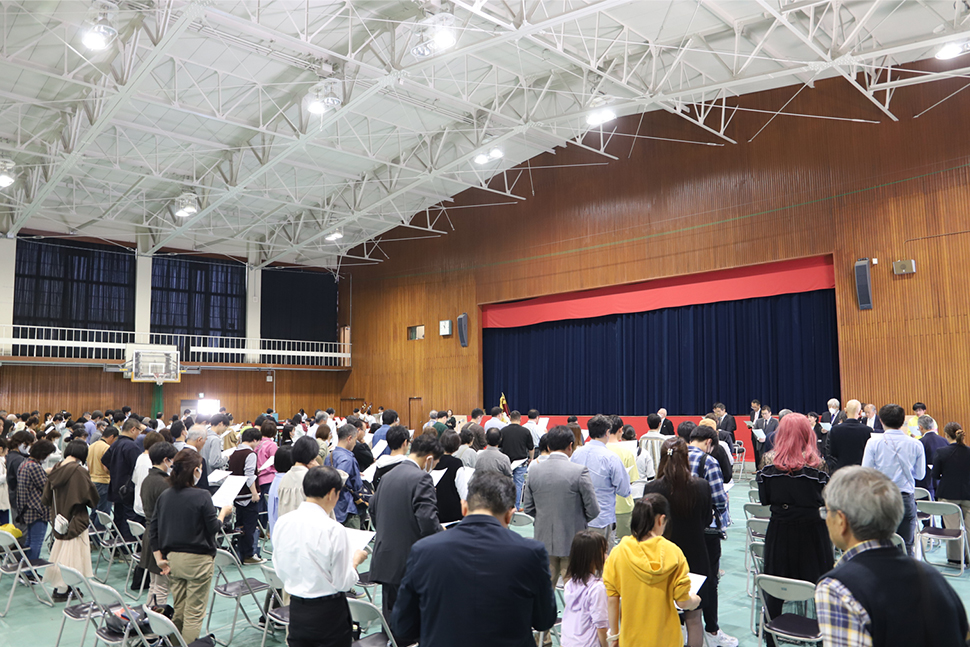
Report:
364,433,373,446
345,528,375,554
211,475,248,508
372,439,388,456
752,427,767,442
455,466,473,500
631,480,647,500
581,429,589,440
821,423,832,431
688,573,707,598
220,427,236,438
431,468,448,486
538,417,550,431
207,469,231,484
617,440,638,455
408,429,415,438
744,420,754,428
361,462,378,484
723,481,735,493
510,458,528,471
258,457,275,473
221,448,235,460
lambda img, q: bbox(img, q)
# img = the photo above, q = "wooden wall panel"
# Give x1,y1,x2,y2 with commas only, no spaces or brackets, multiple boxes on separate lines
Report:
0,365,153,416
341,65,970,427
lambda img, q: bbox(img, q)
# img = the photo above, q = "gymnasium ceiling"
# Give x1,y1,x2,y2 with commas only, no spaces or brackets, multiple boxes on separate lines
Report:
0,0,968,269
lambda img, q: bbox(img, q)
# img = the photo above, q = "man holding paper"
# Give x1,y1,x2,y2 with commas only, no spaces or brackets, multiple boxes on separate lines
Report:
272,466,368,647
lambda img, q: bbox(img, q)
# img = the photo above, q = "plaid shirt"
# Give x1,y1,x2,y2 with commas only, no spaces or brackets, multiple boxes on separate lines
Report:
687,446,728,527
814,539,890,647
15,458,49,524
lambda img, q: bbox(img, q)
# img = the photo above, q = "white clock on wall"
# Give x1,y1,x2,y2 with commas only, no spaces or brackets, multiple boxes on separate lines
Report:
439,320,453,336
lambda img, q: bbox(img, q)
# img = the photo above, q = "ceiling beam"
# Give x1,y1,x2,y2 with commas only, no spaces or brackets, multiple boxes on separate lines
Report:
6,0,207,236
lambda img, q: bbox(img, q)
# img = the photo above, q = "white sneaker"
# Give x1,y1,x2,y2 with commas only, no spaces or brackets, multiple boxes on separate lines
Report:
705,629,739,647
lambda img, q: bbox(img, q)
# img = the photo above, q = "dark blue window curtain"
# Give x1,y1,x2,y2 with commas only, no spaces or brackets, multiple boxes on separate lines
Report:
150,256,246,338
483,289,840,415
13,238,135,330
260,269,338,342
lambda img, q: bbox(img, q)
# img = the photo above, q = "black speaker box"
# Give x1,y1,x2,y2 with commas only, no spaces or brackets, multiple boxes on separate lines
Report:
855,259,873,310
457,313,469,347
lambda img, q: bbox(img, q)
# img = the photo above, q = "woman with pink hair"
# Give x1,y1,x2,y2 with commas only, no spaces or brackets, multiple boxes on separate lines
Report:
756,413,832,645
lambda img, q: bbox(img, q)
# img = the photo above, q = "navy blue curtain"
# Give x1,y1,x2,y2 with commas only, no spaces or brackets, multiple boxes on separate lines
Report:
150,256,246,337
14,238,135,330
483,289,840,415
260,269,338,342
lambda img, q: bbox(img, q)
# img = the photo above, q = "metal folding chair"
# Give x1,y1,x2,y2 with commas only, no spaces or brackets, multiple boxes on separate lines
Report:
0,528,54,616
355,569,380,604
53,565,105,647
890,532,906,551
745,518,768,571
743,503,770,520
917,500,969,576
92,510,135,583
86,579,154,647
143,606,193,647
258,564,290,647
748,542,765,633
205,548,270,644
748,489,762,503
124,520,149,600
348,597,399,647
756,574,822,646
733,441,747,478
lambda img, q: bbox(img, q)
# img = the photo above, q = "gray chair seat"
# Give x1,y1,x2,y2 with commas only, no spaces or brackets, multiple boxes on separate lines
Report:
1,558,51,574
214,577,269,597
94,626,128,643
922,526,962,538
267,605,290,624
63,601,103,619
766,614,820,639
354,631,391,647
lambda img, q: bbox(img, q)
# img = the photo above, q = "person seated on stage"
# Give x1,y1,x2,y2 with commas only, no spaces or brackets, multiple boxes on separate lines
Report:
272,466,368,647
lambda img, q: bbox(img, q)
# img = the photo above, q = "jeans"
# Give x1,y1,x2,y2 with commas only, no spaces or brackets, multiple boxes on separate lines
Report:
25,520,47,561
512,464,527,509
93,483,111,530
0,509,8,526
234,501,258,560
898,492,917,556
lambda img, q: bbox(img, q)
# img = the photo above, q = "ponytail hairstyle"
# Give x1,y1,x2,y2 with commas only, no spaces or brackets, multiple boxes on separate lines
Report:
169,448,203,490
631,493,670,541
943,422,965,446
655,437,695,514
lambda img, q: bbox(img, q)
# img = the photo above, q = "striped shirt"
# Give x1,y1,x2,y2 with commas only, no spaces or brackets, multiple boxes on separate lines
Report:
814,539,892,647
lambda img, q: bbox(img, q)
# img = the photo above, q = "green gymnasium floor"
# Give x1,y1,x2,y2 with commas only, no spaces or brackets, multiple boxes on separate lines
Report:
3,490,969,646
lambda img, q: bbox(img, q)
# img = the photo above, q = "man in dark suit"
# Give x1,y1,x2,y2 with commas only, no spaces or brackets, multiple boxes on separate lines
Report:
370,434,443,634
826,400,871,472
752,406,778,464
714,402,736,444
657,408,675,436
393,470,558,647
749,399,761,423
863,403,884,432
521,426,599,585
821,398,847,426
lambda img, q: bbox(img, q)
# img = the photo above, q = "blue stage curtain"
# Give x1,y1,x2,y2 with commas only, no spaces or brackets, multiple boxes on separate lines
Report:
483,289,840,416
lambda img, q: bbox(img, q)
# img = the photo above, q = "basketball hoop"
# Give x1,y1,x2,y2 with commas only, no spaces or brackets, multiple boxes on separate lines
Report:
154,374,164,387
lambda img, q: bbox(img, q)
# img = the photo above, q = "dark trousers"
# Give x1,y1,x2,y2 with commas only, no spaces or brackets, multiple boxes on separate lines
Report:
288,593,352,647
113,498,137,543
898,492,917,556
234,501,258,559
382,582,400,642
703,532,722,633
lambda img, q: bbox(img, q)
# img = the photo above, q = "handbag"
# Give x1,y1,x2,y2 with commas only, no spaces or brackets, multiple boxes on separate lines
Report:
52,488,69,535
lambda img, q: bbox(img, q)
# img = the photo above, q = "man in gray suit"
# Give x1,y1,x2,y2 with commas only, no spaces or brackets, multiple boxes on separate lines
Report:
475,428,513,477
370,434,443,637
522,426,600,585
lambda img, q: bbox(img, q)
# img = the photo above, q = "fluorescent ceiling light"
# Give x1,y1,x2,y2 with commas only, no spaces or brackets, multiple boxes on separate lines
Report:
174,193,198,218
586,108,616,127
473,153,490,165
0,159,15,189
325,232,343,242
936,42,968,60
306,78,343,115
489,147,503,159
411,12,457,59
82,16,117,51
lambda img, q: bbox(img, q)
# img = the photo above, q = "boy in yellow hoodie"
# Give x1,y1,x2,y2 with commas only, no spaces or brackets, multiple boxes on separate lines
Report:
604,492,701,646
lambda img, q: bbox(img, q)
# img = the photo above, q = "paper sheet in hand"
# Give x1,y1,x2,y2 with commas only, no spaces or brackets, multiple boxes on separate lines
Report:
510,458,528,471
538,417,550,431
258,457,275,473
631,480,647,500
221,448,235,460
208,469,231,484
361,462,379,484
211,475,247,508
752,427,766,442
723,481,735,493
745,420,754,428
617,440,638,455
371,439,388,457
345,528,375,554
688,573,707,598
821,423,832,431
455,467,473,501
431,468,448,486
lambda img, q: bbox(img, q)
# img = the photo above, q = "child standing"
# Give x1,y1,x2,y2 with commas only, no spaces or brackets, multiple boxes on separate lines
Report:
603,493,701,647
562,530,610,647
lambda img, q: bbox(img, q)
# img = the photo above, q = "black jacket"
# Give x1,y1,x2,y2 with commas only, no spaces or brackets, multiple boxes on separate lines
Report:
826,419,872,472
150,485,222,557
933,443,970,501
393,515,557,647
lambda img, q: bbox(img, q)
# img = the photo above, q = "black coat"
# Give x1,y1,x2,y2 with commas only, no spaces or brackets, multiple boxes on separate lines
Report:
827,419,872,472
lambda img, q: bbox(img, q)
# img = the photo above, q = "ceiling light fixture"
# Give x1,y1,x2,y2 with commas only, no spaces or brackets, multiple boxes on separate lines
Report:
325,232,343,242
411,12,457,59
0,159,15,189
305,77,343,115
174,192,198,218
82,4,117,52
473,153,490,165
936,41,969,60
586,108,617,127
489,147,503,159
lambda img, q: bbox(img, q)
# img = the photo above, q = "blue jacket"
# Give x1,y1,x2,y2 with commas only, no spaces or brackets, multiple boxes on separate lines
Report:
371,424,391,457
326,446,363,522
392,514,557,647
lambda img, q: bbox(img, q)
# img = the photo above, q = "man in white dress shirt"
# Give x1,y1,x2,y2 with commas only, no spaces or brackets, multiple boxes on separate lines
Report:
524,409,543,446
272,465,368,647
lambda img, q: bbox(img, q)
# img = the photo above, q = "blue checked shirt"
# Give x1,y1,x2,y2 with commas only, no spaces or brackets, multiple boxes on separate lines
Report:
687,446,729,528
814,539,890,647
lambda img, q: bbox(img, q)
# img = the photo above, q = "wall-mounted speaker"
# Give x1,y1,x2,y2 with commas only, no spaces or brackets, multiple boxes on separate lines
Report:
892,259,916,275
457,313,469,347
854,258,873,310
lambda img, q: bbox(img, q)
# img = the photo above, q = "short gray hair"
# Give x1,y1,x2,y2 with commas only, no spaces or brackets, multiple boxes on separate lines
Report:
824,466,903,541
186,424,207,443
827,398,840,409
778,409,793,419
917,415,936,431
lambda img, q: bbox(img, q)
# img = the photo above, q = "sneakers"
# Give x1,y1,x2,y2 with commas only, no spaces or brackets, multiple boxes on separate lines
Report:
705,629,739,647
242,556,266,565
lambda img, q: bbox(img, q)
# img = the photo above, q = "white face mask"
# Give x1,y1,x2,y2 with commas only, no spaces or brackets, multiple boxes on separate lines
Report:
19,444,28,454
193,467,202,485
